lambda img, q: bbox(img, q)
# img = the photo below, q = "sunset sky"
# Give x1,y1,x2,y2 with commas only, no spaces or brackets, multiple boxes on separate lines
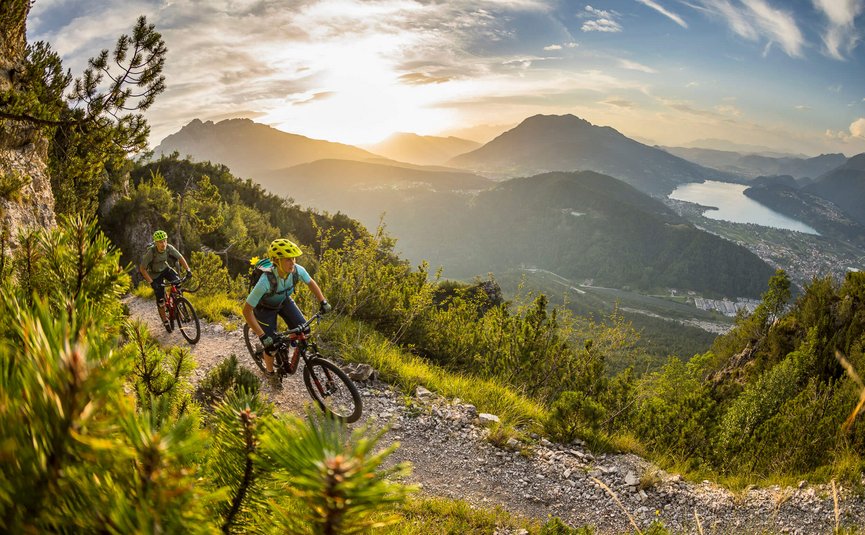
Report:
27,0,865,156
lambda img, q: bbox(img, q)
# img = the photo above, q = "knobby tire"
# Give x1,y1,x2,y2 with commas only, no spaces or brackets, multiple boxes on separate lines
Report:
174,297,200,344
303,357,363,423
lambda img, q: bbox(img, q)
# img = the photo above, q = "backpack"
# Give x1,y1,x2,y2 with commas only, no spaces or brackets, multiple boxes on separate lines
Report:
144,241,181,273
248,257,299,309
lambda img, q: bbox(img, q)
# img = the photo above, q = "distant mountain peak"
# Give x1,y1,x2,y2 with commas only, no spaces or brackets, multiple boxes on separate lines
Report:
154,118,378,177
449,113,730,196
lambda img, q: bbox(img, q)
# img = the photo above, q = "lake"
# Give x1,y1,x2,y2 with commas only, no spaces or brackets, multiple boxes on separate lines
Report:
669,180,819,235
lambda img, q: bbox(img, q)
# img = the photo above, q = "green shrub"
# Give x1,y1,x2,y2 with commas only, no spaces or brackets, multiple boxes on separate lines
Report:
195,354,260,409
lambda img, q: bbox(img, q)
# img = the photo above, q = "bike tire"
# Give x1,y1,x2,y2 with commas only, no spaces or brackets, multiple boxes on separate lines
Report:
242,323,258,357
303,357,363,423
242,324,267,373
174,297,201,344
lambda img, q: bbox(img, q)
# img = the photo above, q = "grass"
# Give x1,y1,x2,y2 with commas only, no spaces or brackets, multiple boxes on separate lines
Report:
382,496,540,534
322,316,548,434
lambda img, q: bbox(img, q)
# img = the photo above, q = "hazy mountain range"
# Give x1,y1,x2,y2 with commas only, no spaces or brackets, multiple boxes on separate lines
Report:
448,114,738,197
661,146,846,180
152,115,785,298
362,133,481,166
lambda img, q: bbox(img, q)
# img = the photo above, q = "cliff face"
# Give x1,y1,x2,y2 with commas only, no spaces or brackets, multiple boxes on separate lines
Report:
0,1,57,243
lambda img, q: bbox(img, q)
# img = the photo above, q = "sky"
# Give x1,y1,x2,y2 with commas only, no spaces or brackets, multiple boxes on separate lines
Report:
26,0,865,156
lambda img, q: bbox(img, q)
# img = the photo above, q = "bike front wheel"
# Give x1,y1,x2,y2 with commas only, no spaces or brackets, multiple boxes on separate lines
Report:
303,357,362,423
174,297,200,344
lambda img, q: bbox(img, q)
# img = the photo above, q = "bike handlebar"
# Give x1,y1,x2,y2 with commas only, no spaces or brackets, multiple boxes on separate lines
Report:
161,271,195,291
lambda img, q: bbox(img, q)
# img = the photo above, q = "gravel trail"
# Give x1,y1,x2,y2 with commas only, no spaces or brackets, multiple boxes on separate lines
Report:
125,295,865,534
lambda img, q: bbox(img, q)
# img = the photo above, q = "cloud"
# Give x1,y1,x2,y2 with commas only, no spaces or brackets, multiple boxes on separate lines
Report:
581,5,623,32
687,0,804,58
715,104,742,117
635,0,688,28
812,0,865,60
602,98,634,108
851,118,865,138
544,44,562,50
618,59,657,73
795,105,812,110
294,92,335,105
399,72,454,84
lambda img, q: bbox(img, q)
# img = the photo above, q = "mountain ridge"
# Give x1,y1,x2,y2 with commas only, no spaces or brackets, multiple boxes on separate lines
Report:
154,118,382,178
448,114,739,196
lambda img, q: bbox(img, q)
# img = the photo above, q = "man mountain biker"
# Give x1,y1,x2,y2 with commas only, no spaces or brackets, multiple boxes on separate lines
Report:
139,230,192,332
242,238,331,388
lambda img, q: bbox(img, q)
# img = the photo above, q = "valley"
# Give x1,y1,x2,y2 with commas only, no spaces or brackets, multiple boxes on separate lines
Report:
666,198,865,289
153,114,865,364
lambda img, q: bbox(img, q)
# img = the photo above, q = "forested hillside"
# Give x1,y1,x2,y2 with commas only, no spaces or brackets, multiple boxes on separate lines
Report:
3,4,865,534
431,171,775,298
101,154,372,276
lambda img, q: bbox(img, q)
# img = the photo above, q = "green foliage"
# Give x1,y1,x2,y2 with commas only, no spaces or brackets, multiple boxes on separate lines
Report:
629,356,717,468
547,390,607,442
2,17,166,216
260,411,416,534
540,516,594,535
0,220,217,533
206,389,273,533
389,497,539,534
0,168,27,201
116,155,369,274
195,354,260,409
326,316,548,431
125,320,198,422
315,220,434,343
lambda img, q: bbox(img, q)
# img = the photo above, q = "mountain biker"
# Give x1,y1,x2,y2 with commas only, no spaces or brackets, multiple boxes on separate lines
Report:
139,230,191,332
242,238,331,387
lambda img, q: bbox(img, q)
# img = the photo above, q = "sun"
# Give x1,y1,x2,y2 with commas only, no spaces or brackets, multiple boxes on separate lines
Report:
258,34,457,146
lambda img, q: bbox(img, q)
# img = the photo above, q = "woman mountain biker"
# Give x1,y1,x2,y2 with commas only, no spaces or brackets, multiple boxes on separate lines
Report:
242,238,331,387
139,230,192,332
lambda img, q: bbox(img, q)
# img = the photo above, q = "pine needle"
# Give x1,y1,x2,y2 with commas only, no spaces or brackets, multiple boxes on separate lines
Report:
694,508,704,535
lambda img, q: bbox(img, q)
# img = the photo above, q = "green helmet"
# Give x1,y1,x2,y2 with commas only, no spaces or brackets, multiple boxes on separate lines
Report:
268,238,302,259
153,230,168,241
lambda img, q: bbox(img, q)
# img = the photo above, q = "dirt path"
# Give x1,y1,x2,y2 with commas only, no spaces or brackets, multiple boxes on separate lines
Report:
124,295,865,534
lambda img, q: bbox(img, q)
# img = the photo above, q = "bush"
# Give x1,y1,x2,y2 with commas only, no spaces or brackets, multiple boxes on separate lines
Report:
195,354,260,409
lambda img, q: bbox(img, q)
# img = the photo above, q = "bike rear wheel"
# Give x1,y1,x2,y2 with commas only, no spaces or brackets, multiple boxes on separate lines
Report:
303,357,362,423
174,297,200,344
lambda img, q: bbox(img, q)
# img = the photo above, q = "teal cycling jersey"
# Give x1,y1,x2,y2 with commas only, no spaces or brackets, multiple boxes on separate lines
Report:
246,264,311,309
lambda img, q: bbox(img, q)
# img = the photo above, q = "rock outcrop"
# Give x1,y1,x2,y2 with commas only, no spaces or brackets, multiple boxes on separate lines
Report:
1,1,57,246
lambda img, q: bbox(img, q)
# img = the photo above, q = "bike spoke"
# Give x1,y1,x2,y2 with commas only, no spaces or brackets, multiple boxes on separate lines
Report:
304,358,361,422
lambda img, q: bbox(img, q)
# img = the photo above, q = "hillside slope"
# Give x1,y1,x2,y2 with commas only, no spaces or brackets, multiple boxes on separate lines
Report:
804,153,865,225
425,171,775,297
125,295,865,534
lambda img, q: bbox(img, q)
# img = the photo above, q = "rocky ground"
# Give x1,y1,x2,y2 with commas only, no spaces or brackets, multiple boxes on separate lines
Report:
125,295,865,534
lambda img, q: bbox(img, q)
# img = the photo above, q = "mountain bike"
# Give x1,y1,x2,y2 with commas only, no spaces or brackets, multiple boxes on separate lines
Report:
162,272,200,344
243,315,362,423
